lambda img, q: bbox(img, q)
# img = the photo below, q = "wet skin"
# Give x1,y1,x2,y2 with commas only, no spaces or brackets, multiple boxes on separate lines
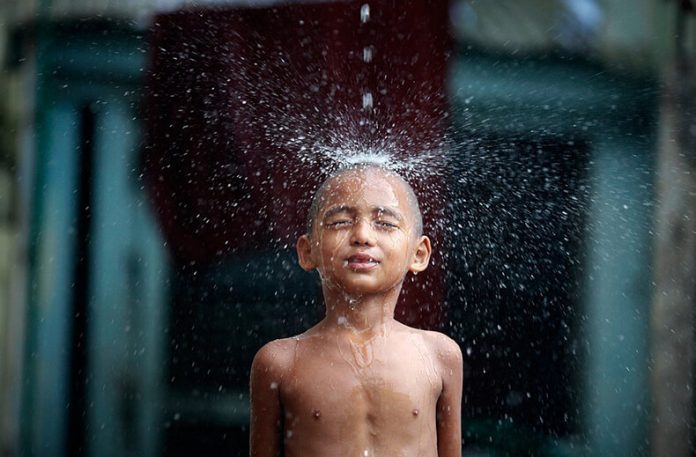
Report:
250,168,463,457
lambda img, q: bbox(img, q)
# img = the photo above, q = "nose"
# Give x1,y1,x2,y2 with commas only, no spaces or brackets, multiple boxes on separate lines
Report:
350,218,375,246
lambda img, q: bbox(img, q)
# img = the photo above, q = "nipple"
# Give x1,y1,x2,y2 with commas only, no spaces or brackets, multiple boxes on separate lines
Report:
312,409,321,420
412,409,419,417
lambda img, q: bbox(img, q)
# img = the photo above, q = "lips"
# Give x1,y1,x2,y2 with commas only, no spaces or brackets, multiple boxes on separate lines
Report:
345,253,380,271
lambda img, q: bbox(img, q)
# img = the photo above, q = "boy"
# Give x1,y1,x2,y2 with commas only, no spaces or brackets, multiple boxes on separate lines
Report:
250,163,463,457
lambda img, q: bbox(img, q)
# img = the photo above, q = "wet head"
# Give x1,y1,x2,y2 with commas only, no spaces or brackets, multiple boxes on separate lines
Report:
305,163,424,237
297,164,431,295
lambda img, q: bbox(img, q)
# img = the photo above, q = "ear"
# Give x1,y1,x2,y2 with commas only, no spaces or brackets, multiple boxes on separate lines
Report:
409,235,431,273
296,234,318,271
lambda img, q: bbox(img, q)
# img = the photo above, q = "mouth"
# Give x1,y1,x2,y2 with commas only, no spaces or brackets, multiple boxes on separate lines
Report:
345,254,380,271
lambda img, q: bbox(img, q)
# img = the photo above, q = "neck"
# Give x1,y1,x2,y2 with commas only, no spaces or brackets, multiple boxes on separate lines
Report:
320,283,402,336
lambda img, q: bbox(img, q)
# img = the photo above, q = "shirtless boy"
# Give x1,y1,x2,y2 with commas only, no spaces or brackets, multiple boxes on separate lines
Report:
250,163,463,457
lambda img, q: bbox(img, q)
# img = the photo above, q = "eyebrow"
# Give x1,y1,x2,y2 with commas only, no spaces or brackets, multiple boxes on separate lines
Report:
321,205,404,221
322,205,354,220
374,206,403,221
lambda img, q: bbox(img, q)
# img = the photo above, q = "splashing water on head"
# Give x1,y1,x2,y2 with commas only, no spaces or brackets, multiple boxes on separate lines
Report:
287,131,453,184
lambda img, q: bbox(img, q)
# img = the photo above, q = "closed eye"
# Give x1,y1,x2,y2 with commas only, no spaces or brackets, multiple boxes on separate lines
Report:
326,220,352,228
375,221,398,230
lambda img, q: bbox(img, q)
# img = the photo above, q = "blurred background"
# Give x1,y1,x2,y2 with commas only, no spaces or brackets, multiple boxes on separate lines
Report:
0,0,694,456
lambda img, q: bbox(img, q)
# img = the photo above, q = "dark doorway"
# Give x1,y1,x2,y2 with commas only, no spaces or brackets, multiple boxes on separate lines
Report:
163,250,321,457
66,104,97,457
446,135,589,455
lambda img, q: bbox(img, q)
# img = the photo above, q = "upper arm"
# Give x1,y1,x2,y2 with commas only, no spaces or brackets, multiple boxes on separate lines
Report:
249,339,293,457
434,334,463,457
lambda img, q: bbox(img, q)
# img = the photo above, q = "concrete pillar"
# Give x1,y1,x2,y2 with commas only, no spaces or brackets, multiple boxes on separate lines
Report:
583,137,653,457
650,59,696,457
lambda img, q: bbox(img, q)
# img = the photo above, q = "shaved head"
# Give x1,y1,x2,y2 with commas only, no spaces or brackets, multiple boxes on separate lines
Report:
306,163,423,237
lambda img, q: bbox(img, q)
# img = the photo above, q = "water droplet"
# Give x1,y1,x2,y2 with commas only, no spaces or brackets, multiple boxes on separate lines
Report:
360,4,370,23
363,46,373,63
362,92,373,110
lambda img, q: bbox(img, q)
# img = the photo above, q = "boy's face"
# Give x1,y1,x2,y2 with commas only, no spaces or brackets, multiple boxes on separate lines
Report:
297,168,431,296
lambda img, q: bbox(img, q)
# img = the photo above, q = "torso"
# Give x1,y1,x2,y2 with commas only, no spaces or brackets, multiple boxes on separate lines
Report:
278,324,443,457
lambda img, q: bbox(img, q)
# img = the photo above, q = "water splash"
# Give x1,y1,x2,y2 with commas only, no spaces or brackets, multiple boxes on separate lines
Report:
285,132,453,182
149,7,659,452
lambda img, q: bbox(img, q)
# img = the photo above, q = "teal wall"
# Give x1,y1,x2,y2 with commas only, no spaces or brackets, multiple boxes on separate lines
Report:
22,21,168,457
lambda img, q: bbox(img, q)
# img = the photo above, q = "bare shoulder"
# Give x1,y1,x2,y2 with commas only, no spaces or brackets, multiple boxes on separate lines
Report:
251,337,298,379
414,328,463,368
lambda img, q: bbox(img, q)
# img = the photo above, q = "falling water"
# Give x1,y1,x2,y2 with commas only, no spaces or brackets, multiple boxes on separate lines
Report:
361,3,374,114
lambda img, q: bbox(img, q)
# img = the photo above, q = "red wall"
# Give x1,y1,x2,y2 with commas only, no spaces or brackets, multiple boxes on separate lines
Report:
145,0,450,328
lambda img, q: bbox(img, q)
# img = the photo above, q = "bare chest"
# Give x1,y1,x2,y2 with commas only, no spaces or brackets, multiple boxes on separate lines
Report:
281,339,442,426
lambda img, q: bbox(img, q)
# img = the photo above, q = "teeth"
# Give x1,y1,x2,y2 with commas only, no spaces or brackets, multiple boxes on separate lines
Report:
348,257,375,263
